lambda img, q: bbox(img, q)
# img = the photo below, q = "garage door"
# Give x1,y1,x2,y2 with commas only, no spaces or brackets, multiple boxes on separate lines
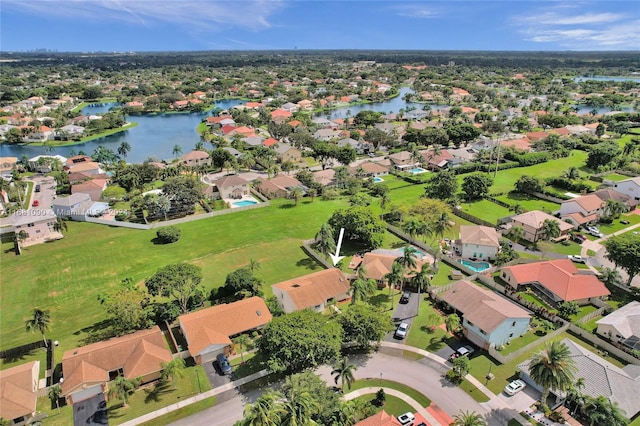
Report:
70,385,103,404
464,329,488,349
200,349,223,364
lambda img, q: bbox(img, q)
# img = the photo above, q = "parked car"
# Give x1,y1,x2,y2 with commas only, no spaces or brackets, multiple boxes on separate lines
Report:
504,379,526,396
32,200,39,207
620,220,630,225
572,234,586,244
568,255,586,263
456,345,475,357
585,226,603,237
34,184,41,192
394,322,409,339
216,353,232,375
400,291,411,304
397,412,415,426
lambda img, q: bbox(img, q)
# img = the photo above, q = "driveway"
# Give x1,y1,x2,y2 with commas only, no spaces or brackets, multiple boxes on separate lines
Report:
169,388,262,426
73,394,108,426
27,175,56,211
496,384,539,413
202,359,233,402
385,289,419,343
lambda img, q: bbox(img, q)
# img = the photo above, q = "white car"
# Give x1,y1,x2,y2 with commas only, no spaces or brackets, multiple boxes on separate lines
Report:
395,322,409,339
397,412,415,425
568,255,586,263
504,379,526,396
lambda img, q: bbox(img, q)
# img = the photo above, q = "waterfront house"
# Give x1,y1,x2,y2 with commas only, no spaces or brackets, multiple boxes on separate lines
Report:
271,269,351,313
180,150,210,167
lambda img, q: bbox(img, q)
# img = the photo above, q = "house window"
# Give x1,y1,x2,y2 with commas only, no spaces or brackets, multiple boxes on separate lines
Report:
108,368,124,381
509,333,514,338
467,321,474,327
502,272,506,278
27,223,34,227
512,321,516,327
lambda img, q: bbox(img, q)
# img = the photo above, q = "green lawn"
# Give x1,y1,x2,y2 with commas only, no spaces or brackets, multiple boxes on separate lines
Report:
405,298,456,353
598,213,640,235
0,346,48,377
577,315,603,334
459,378,490,403
0,197,347,360
519,291,558,314
495,193,560,213
459,200,512,224
351,394,414,418
601,172,632,182
497,329,543,356
350,378,431,408
536,240,582,256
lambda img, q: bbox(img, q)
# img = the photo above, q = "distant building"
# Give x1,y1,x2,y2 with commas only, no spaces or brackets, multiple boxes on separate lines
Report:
510,210,574,242
613,176,640,202
10,209,61,246
457,225,500,260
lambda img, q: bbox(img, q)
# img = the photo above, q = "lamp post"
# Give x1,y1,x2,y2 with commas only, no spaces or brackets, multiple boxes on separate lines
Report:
379,372,383,387
195,368,202,393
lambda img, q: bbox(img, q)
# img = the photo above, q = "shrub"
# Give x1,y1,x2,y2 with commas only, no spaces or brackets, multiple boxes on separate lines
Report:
156,226,182,244
321,188,340,200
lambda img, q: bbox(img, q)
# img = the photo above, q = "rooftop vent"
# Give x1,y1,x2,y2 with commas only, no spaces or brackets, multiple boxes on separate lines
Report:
292,284,300,288
256,310,261,316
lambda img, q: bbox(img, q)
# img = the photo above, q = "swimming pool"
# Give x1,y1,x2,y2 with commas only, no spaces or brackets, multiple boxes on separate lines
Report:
399,246,426,257
457,259,491,272
232,200,258,207
373,176,384,183
410,167,427,174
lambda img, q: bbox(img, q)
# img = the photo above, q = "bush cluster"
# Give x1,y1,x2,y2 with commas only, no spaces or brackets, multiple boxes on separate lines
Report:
155,226,182,244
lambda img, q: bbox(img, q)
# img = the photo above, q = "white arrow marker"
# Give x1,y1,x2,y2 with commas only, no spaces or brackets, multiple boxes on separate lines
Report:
329,227,346,266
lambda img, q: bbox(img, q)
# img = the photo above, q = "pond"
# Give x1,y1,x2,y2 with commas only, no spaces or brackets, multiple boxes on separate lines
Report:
0,99,244,164
574,75,640,83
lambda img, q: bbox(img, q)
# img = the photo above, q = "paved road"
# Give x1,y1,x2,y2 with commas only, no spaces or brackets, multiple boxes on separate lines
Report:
169,388,261,426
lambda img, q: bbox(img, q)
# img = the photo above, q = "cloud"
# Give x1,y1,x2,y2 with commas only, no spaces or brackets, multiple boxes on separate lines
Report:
391,4,440,19
518,12,624,26
2,0,285,31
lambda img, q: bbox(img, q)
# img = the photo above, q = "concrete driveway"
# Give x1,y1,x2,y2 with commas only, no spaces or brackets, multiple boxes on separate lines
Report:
497,384,539,413
73,394,108,426
27,175,56,211
202,359,233,400
385,289,419,343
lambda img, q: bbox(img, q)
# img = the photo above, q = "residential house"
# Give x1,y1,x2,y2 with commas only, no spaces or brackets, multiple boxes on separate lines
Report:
593,188,638,212
28,155,67,173
457,225,500,260
355,410,402,426
23,125,53,142
243,136,265,148
349,250,432,288
311,168,336,187
52,193,95,221
312,117,334,128
213,175,251,199
313,128,341,141
374,122,396,135
613,176,640,202
271,268,351,313
440,280,531,348
180,150,211,167
446,147,478,165
349,162,389,178
270,109,292,123
596,301,640,350
404,109,428,121
222,147,242,160
388,151,418,170
125,101,144,109
179,297,272,364
58,124,85,137
10,209,61,246
0,361,40,425
60,327,172,404
337,138,372,155
274,143,302,163
510,210,574,242
281,102,298,113
67,161,103,176
229,126,256,138
500,137,533,152
255,174,305,199
518,338,640,418
500,259,610,305
172,100,189,109
560,194,605,227
263,137,278,148
71,178,108,201
297,99,314,111
420,149,453,170
0,157,18,177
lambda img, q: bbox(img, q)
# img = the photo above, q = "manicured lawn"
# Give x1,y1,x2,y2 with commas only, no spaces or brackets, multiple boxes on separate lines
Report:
536,240,581,256
598,213,640,235
495,193,560,213
0,197,347,360
497,329,543,356
577,315,603,334
350,378,431,408
405,298,456,353
351,394,414,417
459,378,490,403
519,291,557,314
572,304,598,322
601,172,632,182
0,345,48,377
459,199,512,225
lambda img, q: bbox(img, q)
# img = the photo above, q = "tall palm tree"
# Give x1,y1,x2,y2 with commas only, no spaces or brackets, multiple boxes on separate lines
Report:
248,259,261,275
383,262,404,310
568,377,586,417
395,245,418,274
108,376,140,408
332,357,358,392
288,187,303,206
402,218,421,240
411,263,432,293
25,308,51,347
452,410,487,426
432,212,453,245
562,167,580,180
583,395,628,426
161,358,185,390
172,144,183,159
541,219,561,241
528,341,577,410
118,141,131,160
445,313,461,335
509,225,525,244
379,192,391,219
242,390,285,426
314,223,336,258
350,278,376,305
281,391,319,426
48,384,62,414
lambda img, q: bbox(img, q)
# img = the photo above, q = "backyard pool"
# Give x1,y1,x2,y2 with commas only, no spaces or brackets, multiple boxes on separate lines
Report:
373,176,384,183
410,167,427,174
232,200,258,208
457,259,491,272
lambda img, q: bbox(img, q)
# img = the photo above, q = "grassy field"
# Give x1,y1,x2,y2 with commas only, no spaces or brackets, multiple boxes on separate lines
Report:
494,193,560,213
599,213,640,235
601,172,632,182
0,197,347,360
405,297,455,353
459,199,512,224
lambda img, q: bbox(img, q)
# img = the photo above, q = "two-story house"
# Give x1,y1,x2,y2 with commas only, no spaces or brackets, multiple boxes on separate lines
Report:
180,150,210,167
560,194,605,227
613,176,640,202
510,210,574,242
457,225,500,260
213,175,250,200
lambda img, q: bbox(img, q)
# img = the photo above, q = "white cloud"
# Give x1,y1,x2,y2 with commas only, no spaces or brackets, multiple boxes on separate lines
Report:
518,12,624,26
392,4,440,19
2,0,285,31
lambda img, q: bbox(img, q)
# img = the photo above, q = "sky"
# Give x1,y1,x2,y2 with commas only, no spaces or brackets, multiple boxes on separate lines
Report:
1,1,639,52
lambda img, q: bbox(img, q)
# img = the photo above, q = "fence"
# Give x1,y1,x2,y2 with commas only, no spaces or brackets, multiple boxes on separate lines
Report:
451,208,495,227
577,306,609,324
567,323,640,365
487,324,570,364
301,239,334,269
385,223,437,256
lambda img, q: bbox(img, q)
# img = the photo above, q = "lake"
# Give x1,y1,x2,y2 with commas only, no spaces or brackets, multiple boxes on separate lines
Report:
0,99,244,164
574,76,640,83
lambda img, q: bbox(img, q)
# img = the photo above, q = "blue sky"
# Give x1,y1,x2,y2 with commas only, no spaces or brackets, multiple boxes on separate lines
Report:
1,1,639,52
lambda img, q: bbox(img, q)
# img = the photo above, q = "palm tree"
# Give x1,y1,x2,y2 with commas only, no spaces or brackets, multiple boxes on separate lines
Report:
332,357,358,392
242,390,285,426
452,410,487,426
402,218,421,241
432,212,453,246
118,141,131,160
288,187,303,206
161,358,185,390
281,391,319,426
379,192,391,219
567,377,586,417
383,262,404,310
599,267,623,288
445,313,461,335
172,144,183,159
411,263,432,294
194,140,205,151
314,223,336,258
48,384,62,414
541,219,561,241
108,376,140,408
350,277,376,305
395,245,418,274
528,341,577,410
562,167,580,180
248,259,261,275
583,395,628,426
308,188,317,203
233,334,251,364
25,308,51,346
509,225,525,244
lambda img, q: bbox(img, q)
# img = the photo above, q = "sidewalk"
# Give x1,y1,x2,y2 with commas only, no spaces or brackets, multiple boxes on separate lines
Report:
580,221,640,282
343,387,440,425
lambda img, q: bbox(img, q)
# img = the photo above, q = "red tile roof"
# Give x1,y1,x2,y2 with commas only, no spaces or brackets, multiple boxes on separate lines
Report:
355,410,402,426
272,269,350,310
0,361,38,420
263,138,278,147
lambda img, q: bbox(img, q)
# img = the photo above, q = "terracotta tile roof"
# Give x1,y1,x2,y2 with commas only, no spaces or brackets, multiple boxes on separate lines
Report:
288,120,302,127
179,297,272,357
214,175,249,189
501,137,532,151
459,225,500,247
564,194,605,212
511,210,574,232
221,124,237,134
0,361,38,420
60,327,171,396
270,109,292,118
272,269,350,310
502,259,610,302
565,212,599,225
67,161,101,173
440,280,530,333
355,410,402,426
312,168,335,186
263,138,278,147
359,252,430,281
421,149,453,167
181,150,210,161
354,162,389,174
71,179,107,193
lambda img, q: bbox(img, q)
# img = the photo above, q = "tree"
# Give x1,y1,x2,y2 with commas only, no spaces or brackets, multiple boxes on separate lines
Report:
172,144,183,159
583,395,629,426
101,283,154,335
514,175,543,194
332,358,357,392
162,176,202,212
402,217,422,240
145,263,204,314
350,277,376,305
603,233,640,286
595,123,605,138
410,263,432,293
462,173,493,200
451,356,470,381
25,308,51,346
567,377,586,417
156,226,181,244
225,267,262,297
424,169,458,200
541,219,561,241
383,262,405,310
338,304,394,348
241,390,285,426
257,310,342,373
315,223,336,258
432,212,452,245
528,341,577,410
445,313,460,335
452,410,487,426
395,245,418,274
281,371,341,425
557,301,580,320
598,267,623,288
328,206,386,250
353,110,382,128
48,384,62,414
233,334,251,364
288,187,303,206
118,141,131,160
108,376,141,408
586,142,620,170
562,167,580,180
92,146,119,165
161,358,185,390
508,225,525,244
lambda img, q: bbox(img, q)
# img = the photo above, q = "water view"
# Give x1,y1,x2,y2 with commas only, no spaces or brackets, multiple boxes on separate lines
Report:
574,75,640,83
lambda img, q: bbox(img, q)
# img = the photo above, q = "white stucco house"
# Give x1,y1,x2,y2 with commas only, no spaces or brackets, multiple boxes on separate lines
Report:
613,176,640,202
457,225,500,260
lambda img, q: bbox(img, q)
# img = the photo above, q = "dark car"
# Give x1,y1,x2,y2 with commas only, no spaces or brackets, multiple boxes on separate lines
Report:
620,220,630,225
216,353,232,375
400,291,411,304
35,184,41,192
